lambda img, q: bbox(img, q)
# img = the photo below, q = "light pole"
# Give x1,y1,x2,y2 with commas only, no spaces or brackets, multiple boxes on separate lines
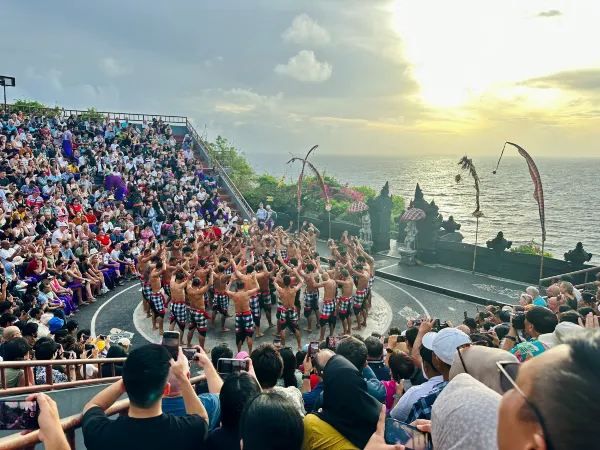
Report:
0,76,16,112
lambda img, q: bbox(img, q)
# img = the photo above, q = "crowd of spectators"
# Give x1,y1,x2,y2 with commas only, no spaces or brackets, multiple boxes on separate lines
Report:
0,107,237,387
1,107,600,450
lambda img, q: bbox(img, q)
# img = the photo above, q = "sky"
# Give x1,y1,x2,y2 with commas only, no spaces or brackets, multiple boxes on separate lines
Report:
3,0,600,157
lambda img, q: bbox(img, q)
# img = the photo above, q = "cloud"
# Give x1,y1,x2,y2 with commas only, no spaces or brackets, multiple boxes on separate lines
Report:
99,57,131,77
282,13,330,45
537,9,562,18
523,69,600,91
275,50,332,82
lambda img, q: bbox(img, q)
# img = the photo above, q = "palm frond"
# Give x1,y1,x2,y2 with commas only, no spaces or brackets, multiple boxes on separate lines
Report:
456,155,483,217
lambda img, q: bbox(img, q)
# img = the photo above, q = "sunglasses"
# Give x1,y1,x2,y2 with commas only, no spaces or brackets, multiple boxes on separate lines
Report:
496,361,553,450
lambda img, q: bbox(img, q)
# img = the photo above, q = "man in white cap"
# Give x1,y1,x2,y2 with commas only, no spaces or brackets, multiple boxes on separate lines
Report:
407,326,471,422
51,221,69,245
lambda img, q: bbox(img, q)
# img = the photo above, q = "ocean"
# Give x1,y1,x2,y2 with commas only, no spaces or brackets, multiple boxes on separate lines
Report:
245,153,600,264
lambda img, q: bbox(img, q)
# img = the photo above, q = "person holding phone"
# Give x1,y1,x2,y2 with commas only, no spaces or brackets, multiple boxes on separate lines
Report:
82,345,209,450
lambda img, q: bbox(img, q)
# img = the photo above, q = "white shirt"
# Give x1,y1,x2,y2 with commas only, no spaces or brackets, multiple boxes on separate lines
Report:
390,375,445,422
51,229,64,245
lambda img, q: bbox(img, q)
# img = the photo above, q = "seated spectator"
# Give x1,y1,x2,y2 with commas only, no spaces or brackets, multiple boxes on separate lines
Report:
2,337,33,388
502,306,558,362
303,355,380,450
450,344,518,394
431,373,501,450
206,371,262,450
82,345,209,450
162,346,222,431
382,350,416,412
240,392,303,450
33,337,74,385
497,330,600,450
100,344,128,377
277,346,302,388
336,336,386,403
251,344,305,415
365,335,390,381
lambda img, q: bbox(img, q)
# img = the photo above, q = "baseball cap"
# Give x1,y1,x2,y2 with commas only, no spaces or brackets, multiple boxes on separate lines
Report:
425,328,471,365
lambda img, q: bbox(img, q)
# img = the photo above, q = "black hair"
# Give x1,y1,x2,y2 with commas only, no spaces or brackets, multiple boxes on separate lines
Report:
497,310,511,323
3,337,31,361
65,320,78,332
405,327,419,348
250,344,283,389
0,301,12,315
528,330,600,450
279,347,298,388
306,263,315,272
388,351,415,382
578,307,594,317
33,337,58,360
559,310,582,324
419,345,436,370
364,336,384,359
21,322,38,337
246,265,254,274
122,344,171,408
219,372,261,429
240,392,303,450
211,343,233,367
526,306,558,334
282,275,291,287
463,317,478,330
77,329,91,341
558,304,573,313
388,327,401,336
295,350,306,368
0,313,16,327
494,324,510,340
336,337,368,370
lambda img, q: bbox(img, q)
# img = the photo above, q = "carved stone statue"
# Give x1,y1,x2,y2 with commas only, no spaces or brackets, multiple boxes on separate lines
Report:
360,213,372,243
403,221,418,251
441,216,461,233
367,182,393,253
486,231,512,252
564,242,592,266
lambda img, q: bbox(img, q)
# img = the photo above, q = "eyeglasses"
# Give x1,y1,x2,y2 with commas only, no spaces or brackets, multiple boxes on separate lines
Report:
496,361,553,450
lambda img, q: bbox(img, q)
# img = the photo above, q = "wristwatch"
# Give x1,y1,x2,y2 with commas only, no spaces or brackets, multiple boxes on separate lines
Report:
302,374,311,380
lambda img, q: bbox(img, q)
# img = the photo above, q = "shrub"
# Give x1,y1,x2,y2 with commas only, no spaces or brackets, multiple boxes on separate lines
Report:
510,240,553,258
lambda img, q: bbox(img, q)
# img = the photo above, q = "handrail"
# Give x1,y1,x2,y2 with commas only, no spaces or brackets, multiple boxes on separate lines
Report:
0,358,126,396
185,118,254,219
5,104,187,124
0,374,207,450
539,265,600,284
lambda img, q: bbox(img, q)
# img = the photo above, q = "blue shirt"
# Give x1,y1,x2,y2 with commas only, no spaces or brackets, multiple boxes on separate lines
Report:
363,366,386,403
302,381,324,413
533,296,547,307
161,393,220,431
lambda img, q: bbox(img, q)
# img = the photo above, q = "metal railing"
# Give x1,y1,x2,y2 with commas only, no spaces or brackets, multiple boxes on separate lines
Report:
540,265,600,289
5,104,187,125
0,374,207,450
185,118,254,220
0,358,126,397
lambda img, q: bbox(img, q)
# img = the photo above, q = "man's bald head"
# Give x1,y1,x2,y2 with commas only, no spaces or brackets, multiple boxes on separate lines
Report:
3,326,22,341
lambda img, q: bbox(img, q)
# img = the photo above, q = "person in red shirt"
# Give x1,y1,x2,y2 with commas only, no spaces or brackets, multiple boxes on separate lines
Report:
69,199,83,217
85,208,98,232
96,229,111,249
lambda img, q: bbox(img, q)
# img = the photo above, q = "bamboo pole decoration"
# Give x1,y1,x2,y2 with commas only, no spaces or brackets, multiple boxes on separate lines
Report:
455,156,484,274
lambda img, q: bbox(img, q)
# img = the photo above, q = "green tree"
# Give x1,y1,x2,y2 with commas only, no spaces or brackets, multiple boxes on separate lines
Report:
391,195,406,223
79,108,104,122
11,99,60,115
208,136,256,193
510,241,553,258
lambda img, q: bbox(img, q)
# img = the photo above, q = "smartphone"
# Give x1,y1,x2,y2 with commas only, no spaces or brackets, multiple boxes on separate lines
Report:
161,331,180,360
0,400,39,430
384,418,431,449
326,336,338,350
217,358,249,374
182,347,197,361
308,341,320,357
432,319,441,331
463,311,468,320
98,335,106,340
84,344,95,351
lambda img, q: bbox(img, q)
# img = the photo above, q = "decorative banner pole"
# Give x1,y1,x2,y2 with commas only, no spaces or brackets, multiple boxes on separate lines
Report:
493,142,547,286
455,156,483,274
287,145,331,233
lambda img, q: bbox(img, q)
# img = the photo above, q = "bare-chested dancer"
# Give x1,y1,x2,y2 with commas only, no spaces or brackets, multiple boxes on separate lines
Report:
347,262,370,330
315,271,338,341
212,265,231,332
149,260,167,335
297,262,321,332
168,269,189,340
335,268,354,335
226,279,259,353
274,274,303,351
186,273,213,349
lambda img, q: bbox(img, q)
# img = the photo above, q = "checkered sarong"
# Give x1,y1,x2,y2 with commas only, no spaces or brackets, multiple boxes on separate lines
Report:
259,290,272,308
150,292,166,316
162,283,171,299
320,300,335,320
353,289,367,313
250,294,261,326
235,311,254,337
280,307,299,331
213,291,230,315
368,276,375,290
336,296,351,319
280,248,288,260
303,290,319,312
142,282,152,301
169,302,188,325
188,308,209,331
